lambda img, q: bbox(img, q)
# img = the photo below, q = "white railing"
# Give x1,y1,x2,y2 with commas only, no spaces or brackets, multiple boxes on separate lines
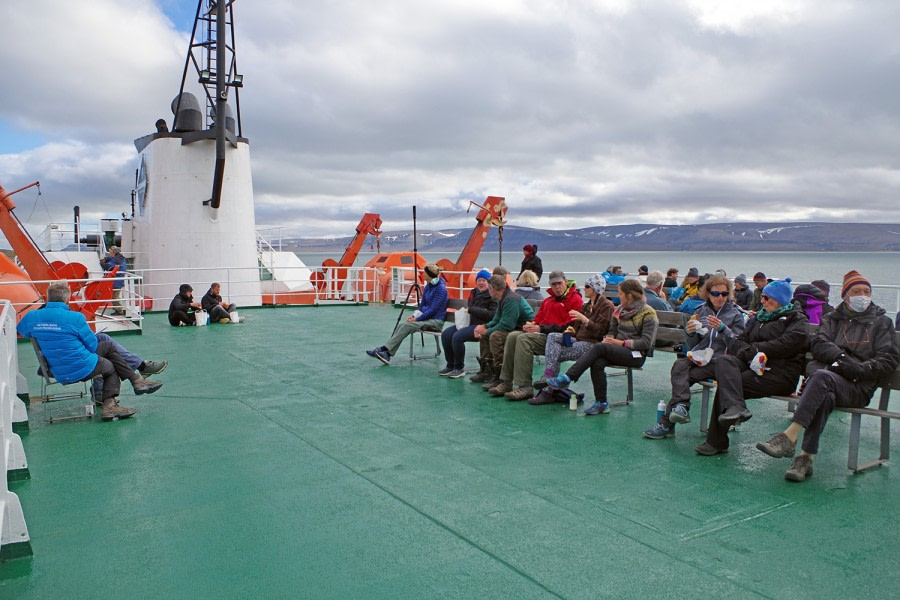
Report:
36,222,106,253
0,300,32,559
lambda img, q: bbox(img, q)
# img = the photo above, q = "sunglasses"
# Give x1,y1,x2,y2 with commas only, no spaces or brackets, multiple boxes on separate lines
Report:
761,294,771,301
708,290,728,297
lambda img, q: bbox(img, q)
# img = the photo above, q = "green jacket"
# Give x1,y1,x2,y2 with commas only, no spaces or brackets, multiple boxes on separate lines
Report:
485,288,535,335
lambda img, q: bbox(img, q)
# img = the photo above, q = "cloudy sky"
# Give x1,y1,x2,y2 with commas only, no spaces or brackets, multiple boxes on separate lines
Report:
1,0,899,239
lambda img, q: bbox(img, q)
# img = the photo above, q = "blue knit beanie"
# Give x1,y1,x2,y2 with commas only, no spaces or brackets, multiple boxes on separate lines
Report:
762,277,793,307
476,269,492,282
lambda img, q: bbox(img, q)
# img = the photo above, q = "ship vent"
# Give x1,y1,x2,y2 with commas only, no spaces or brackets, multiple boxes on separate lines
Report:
171,93,203,133
210,103,236,136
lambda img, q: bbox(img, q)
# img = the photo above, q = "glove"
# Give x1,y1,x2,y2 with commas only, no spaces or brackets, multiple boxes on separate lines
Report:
831,355,864,381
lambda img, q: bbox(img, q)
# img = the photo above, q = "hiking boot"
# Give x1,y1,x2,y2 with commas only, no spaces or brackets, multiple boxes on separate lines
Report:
643,423,675,439
718,405,752,427
584,401,610,416
546,374,571,390
488,382,513,396
669,403,691,424
785,455,814,482
133,379,163,395
447,369,466,379
470,359,493,383
139,360,168,375
505,387,534,401
101,398,136,421
756,433,796,459
694,442,728,456
437,366,454,376
482,366,502,390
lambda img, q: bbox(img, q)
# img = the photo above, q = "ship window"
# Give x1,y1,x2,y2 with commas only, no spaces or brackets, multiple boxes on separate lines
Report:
400,256,412,265
376,256,388,263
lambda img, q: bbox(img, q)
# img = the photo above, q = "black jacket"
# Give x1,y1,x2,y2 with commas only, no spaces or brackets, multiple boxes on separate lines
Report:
519,255,543,282
168,293,194,316
201,291,223,313
809,303,899,397
467,287,498,326
726,304,809,380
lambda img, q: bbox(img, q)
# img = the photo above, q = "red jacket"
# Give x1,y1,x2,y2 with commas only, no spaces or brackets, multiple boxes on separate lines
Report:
533,284,584,333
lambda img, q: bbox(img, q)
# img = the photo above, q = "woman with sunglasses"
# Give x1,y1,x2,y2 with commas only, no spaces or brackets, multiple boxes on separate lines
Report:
694,278,809,456
643,275,746,439
756,270,899,481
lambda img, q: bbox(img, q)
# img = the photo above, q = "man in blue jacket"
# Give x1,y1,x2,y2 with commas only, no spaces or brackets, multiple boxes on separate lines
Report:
100,246,127,316
366,263,448,365
18,281,163,421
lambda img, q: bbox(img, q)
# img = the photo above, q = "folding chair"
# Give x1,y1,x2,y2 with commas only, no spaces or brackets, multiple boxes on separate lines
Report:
31,338,94,422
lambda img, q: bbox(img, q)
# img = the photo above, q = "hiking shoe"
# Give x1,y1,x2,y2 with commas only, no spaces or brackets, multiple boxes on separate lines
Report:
139,360,168,375
643,423,675,439
488,382,513,396
101,398,136,421
546,374,571,390
584,401,610,416
366,348,391,365
718,405,752,427
482,378,502,391
756,433,796,459
133,379,163,395
447,369,466,379
533,377,549,391
785,455,814,482
437,366,454,376
694,442,728,456
505,387,534,401
219,317,230,324
669,403,691,424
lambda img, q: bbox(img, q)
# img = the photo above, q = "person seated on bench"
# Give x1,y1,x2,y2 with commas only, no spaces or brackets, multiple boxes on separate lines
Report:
472,274,535,390
694,278,808,456
202,282,242,323
530,274,614,403
669,267,700,308
514,270,544,301
791,282,834,325
678,273,710,315
756,270,900,481
366,263,448,365
733,274,753,310
17,281,163,421
643,270,671,312
643,274,746,439
747,272,770,313
168,283,202,326
438,269,497,379
488,270,584,400
546,279,658,416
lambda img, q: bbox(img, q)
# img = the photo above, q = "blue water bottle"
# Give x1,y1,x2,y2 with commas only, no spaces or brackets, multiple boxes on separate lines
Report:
657,400,666,424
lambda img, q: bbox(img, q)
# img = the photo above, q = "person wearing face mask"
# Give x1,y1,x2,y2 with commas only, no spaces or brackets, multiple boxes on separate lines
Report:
643,275,746,439
438,269,498,379
756,270,899,482
366,263,448,365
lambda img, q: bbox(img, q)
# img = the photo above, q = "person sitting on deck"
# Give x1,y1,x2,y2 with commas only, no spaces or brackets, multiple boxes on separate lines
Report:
756,271,899,481
530,274,614,403
438,269,498,379
546,279,659,416
643,275,746,439
17,281,163,421
471,274,535,390
747,272,770,312
488,270,584,400
791,282,834,325
201,282,243,323
732,274,753,310
514,270,545,301
367,263,448,365
168,283,202,326
99,245,127,316
643,270,671,313
519,244,543,282
693,278,809,456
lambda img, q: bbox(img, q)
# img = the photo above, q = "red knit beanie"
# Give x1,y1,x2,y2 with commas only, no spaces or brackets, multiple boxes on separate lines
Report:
841,270,871,297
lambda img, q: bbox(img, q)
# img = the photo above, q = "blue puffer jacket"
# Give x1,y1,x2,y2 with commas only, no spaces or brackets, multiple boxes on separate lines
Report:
17,302,99,383
101,253,127,289
417,278,448,322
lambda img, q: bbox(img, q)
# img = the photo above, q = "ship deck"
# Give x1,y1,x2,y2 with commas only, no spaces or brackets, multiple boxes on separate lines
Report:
3,305,899,598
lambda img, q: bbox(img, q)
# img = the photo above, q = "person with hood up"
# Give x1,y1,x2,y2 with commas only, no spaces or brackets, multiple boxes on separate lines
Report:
519,244,543,282
438,269,498,379
756,270,899,481
791,282,834,325
367,263,448,365
168,283,202,326
530,274,614,403
514,270,545,301
732,274,753,310
694,278,809,456
643,275,746,439
546,279,659,416
488,270,583,400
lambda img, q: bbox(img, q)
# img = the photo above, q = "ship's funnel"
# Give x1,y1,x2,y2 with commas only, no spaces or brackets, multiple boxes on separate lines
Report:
171,93,202,132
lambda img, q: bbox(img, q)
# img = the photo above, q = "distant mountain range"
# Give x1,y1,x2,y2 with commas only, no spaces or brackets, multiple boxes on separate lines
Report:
288,222,900,253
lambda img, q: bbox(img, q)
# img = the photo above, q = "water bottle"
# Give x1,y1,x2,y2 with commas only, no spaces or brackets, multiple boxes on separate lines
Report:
569,393,578,411
657,400,666,423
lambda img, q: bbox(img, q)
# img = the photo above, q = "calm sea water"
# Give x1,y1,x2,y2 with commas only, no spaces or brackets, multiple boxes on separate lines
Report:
297,251,900,314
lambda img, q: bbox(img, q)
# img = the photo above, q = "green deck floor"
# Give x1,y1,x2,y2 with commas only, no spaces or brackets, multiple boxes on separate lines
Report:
2,305,899,598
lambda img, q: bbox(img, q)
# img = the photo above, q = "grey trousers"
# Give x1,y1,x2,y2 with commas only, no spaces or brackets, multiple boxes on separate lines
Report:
661,357,718,428
385,319,444,356
792,369,872,454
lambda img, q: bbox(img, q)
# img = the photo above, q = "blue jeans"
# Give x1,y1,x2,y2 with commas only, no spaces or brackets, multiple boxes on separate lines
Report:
440,325,477,369
92,333,142,398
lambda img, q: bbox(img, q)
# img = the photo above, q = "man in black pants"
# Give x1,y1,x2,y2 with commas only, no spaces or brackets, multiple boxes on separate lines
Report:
168,283,202,326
